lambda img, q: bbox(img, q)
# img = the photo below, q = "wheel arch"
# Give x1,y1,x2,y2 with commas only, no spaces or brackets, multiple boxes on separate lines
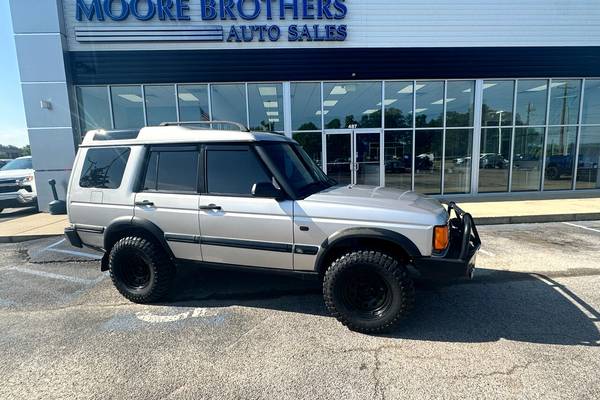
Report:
314,227,422,275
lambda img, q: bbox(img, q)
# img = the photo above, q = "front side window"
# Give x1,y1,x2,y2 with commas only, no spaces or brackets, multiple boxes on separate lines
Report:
142,147,199,193
206,147,270,195
79,147,130,189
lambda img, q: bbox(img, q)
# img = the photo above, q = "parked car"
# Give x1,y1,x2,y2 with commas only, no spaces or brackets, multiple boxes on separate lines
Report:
480,153,509,169
64,123,480,333
0,156,37,213
0,159,11,169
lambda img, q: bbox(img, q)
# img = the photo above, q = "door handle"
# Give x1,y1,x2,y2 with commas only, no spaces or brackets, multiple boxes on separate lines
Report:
135,200,154,206
199,204,222,211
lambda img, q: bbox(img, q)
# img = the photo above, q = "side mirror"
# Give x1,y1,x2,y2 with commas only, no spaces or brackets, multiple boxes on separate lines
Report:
252,182,282,198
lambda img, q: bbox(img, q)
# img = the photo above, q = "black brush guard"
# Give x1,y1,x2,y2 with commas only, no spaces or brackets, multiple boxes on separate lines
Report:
412,201,482,280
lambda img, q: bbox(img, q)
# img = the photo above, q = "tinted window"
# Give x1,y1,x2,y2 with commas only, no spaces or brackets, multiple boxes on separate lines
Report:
206,147,270,195
143,148,199,193
79,148,130,189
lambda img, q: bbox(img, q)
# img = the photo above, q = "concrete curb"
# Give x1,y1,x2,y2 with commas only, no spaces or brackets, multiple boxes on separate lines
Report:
475,213,600,226
0,234,62,244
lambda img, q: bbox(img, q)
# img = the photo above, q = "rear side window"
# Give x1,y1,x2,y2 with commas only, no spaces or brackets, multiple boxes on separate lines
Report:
206,147,271,195
79,147,130,189
142,146,199,193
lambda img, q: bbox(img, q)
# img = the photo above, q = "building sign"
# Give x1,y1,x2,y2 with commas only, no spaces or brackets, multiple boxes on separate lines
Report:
75,0,348,42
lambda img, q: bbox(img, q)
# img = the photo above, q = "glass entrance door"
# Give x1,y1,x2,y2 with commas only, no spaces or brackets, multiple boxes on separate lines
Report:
325,130,382,186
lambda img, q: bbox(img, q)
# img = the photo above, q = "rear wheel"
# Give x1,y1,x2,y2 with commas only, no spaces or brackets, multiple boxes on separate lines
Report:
323,250,414,333
109,236,174,303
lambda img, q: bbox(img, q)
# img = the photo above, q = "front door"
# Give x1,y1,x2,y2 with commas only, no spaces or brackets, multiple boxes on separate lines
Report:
325,130,382,185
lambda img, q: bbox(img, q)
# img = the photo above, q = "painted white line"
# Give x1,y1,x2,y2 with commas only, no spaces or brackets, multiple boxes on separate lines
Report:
43,238,66,251
135,307,219,324
562,222,600,234
8,266,103,285
46,248,103,259
479,249,496,257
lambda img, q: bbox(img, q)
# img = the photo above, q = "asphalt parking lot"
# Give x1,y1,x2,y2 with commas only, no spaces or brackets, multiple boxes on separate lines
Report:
1,221,599,399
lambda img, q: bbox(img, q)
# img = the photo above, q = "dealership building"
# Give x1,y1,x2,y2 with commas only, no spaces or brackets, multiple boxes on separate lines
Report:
9,0,600,210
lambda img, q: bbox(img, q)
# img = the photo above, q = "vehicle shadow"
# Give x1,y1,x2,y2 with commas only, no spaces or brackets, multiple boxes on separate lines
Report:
164,264,600,346
0,207,37,219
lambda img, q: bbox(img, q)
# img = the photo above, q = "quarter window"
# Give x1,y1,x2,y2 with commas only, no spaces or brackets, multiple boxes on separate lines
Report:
206,147,271,195
143,147,199,193
79,147,130,189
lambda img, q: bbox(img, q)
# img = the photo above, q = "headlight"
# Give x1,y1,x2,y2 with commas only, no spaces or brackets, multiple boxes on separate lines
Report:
17,175,34,186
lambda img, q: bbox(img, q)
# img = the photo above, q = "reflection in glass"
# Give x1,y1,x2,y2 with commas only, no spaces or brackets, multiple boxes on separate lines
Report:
293,132,322,168
446,81,475,127
479,128,512,193
77,86,112,133
414,130,442,194
178,85,210,122
576,127,600,189
291,83,322,130
444,129,472,193
323,82,382,129
482,80,515,127
511,127,545,191
515,80,548,126
544,126,577,190
326,134,351,185
415,81,444,128
549,80,581,126
144,85,176,126
248,83,284,131
582,80,600,125
384,82,413,128
110,86,145,129
211,84,247,126
355,132,380,186
384,131,412,190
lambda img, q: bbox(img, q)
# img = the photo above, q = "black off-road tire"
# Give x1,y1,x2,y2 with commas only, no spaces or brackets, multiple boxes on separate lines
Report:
323,250,415,334
109,236,174,303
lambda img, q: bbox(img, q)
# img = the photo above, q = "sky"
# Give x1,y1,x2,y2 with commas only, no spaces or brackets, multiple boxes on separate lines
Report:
0,1,28,148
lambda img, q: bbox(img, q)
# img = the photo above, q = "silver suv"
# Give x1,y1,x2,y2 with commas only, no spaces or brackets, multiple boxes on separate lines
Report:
65,122,480,333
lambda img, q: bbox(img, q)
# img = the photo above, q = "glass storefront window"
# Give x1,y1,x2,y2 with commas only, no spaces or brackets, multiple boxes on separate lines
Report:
544,126,577,190
384,130,412,190
446,81,475,127
415,81,444,128
576,126,600,189
549,80,581,126
210,84,247,126
291,83,322,131
326,133,352,184
248,83,284,132
77,86,111,132
144,85,176,126
178,85,210,122
582,80,600,125
110,86,145,129
414,129,442,194
323,82,382,129
482,80,515,127
384,82,413,129
444,129,472,193
515,80,548,126
478,128,512,193
293,132,322,168
511,127,545,191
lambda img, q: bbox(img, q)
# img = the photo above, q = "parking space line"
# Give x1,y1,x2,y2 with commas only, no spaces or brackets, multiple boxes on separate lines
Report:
46,248,103,260
562,222,600,234
43,238,66,251
8,266,104,285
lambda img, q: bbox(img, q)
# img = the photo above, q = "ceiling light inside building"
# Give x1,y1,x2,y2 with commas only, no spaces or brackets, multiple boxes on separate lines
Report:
178,93,199,102
323,100,338,107
398,84,425,94
118,94,143,103
415,108,428,113
258,87,278,96
330,86,348,95
377,99,397,106
263,101,279,108
526,84,548,92
316,110,329,115
363,109,378,114
268,118,280,123
266,111,279,116
483,83,497,90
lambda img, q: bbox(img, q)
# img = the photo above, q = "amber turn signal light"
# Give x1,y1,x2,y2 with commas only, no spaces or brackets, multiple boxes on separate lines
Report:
433,225,449,251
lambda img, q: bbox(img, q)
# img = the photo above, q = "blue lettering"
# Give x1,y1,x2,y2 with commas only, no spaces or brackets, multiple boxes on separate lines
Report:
176,0,190,20
157,0,175,20
240,25,253,41
264,0,273,20
201,0,217,20
268,25,281,41
237,0,261,20
320,0,333,19
76,0,104,21
220,0,237,20
298,24,312,41
103,0,130,21
332,0,347,19
279,0,298,19
129,0,156,21
226,26,242,42
336,24,347,40
303,0,315,19
287,24,299,41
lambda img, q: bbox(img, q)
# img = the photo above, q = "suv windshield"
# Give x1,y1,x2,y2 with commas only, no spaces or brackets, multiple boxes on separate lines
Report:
1,158,32,171
259,143,336,198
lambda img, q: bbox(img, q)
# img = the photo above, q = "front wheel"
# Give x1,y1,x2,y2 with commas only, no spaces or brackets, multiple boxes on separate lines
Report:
323,250,414,333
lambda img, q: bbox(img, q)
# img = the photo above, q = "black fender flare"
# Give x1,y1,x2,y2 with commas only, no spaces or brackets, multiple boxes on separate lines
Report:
103,216,175,260
314,227,422,273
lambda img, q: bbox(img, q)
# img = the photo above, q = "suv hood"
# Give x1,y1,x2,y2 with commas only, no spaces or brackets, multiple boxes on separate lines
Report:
300,185,448,226
0,168,34,180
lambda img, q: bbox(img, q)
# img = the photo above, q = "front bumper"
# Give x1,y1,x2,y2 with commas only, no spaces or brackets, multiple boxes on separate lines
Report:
412,202,481,280
0,190,37,208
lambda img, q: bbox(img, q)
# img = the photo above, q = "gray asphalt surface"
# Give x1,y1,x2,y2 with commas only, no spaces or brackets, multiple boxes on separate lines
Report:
1,221,599,399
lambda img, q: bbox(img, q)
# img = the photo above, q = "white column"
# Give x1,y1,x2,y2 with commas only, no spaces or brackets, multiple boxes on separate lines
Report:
470,80,484,195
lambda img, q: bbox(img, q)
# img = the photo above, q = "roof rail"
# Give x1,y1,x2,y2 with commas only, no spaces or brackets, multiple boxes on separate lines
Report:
160,120,250,132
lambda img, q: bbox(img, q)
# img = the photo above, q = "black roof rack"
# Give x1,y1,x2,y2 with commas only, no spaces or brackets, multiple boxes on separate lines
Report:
160,120,250,132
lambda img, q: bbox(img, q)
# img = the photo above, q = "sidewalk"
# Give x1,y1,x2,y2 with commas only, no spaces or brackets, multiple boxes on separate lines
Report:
0,197,599,242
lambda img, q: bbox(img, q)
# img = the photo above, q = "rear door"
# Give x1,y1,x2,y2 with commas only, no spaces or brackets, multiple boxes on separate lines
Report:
198,144,294,270
134,145,202,261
